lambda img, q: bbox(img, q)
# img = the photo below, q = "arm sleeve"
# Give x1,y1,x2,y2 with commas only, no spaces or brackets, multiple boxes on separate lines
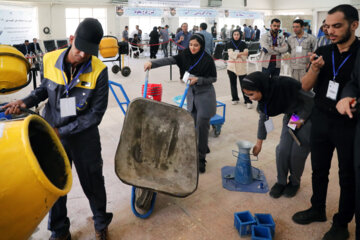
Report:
257,111,267,140
274,38,289,54
341,51,360,98
57,68,109,137
296,89,315,121
197,76,217,85
150,57,177,69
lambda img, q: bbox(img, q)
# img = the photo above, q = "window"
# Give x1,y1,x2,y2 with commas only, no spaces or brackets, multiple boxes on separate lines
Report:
65,8,107,37
129,17,161,40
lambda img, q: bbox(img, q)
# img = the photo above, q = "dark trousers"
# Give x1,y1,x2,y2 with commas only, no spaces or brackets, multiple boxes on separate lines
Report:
310,107,355,227
355,123,360,239
227,71,252,103
162,42,168,57
48,127,112,237
150,45,159,59
262,61,280,79
191,106,211,161
178,49,185,79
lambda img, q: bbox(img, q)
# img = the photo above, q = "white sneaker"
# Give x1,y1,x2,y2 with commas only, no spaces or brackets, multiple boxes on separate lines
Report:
246,103,252,109
232,101,239,105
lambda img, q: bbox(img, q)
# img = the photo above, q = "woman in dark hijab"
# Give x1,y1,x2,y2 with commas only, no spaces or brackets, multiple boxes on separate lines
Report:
149,26,160,59
226,29,252,108
242,71,314,198
144,33,217,173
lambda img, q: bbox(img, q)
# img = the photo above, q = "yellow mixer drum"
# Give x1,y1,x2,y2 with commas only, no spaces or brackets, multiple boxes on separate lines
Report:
0,45,30,95
99,36,119,58
0,115,72,240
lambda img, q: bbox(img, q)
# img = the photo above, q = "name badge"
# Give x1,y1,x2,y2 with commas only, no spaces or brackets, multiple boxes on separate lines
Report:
326,80,339,101
264,119,274,133
60,97,76,118
182,71,190,83
296,46,302,53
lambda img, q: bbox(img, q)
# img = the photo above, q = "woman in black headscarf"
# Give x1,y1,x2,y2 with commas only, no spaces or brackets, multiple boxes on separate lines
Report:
241,71,314,198
149,26,160,59
226,29,252,108
144,33,217,173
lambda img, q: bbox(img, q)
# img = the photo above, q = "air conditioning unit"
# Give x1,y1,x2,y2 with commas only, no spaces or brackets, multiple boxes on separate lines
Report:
112,0,128,3
208,0,222,7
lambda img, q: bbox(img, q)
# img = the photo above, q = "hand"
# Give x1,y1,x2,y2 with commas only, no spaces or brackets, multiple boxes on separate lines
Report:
253,140,263,156
336,97,356,118
188,77,198,85
180,36,184,41
309,53,324,72
290,119,305,129
2,100,27,115
144,62,152,71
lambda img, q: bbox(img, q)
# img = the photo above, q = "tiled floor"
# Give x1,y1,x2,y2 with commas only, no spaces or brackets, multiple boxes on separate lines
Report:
18,54,356,240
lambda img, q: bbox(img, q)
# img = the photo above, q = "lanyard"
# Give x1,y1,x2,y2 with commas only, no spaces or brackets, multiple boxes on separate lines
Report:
188,51,205,72
296,37,304,46
61,59,91,96
231,40,241,50
332,51,352,81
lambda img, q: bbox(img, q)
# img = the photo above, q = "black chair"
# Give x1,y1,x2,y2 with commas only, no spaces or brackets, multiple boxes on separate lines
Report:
248,42,261,55
43,40,56,52
56,40,68,49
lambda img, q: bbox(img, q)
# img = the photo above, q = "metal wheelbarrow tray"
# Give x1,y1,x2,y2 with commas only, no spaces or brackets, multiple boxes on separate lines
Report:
115,97,198,198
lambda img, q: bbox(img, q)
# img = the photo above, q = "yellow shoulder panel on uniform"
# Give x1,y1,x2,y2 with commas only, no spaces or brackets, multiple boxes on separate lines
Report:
43,49,67,85
77,56,107,90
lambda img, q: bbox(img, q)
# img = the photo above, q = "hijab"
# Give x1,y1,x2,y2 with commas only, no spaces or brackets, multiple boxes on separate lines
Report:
174,33,216,78
149,26,159,43
242,71,301,116
226,29,246,51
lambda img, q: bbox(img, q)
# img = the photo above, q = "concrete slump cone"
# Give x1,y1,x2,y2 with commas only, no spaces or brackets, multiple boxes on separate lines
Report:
0,115,72,240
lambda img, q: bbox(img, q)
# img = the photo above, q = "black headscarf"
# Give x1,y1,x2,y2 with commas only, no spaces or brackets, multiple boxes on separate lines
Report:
226,29,246,51
242,71,301,116
173,33,216,78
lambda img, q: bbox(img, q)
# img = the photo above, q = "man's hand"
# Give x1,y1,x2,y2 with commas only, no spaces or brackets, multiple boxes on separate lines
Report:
144,61,152,71
309,53,324,73
290,119,305,129
2,100,27,115
336,97,356,118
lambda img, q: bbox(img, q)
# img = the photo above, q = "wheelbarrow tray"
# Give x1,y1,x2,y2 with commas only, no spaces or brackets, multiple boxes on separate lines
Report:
115,98,198,198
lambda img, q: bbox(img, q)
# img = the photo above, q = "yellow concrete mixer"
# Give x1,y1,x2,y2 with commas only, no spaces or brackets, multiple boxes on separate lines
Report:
0,44,31,95
99,36,131,76
0,114,72,240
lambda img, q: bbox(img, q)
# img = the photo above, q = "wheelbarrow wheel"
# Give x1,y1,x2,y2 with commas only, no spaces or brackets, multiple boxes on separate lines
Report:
135,188,155,211
213,125,221,137
111,65,121,74
121,66,131,77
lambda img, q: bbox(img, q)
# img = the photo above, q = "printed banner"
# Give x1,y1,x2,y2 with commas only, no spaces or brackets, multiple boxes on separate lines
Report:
227,10,263,19
124,7,163,17
129,0,200,7
177,8,218,17
0,4,37,45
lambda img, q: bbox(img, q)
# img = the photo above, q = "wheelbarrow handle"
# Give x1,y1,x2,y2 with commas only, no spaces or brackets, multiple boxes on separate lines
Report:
232,150,259,161
143,70,149,98
179,80,190,108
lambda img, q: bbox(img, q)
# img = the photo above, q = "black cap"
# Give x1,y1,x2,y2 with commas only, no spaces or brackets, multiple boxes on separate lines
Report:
74,18,103,56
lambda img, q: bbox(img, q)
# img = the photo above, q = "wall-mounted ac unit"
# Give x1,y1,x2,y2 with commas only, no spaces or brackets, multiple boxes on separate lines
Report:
208,0,222,7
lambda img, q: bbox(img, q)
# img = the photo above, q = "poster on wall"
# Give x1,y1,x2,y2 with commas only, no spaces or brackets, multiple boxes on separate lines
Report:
177,8,218,18
124,7,163,17
0,4,37,45
227,10,263,19
128,0,200,7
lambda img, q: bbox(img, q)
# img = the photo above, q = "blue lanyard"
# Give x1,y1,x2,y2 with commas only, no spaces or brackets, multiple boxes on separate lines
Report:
296,37,304,46
188,51,205,72
61,59,91,96
231,40,241,50
332,51,352,81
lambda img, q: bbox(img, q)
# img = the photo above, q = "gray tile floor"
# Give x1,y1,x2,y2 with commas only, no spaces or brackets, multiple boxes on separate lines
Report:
11,54,355,240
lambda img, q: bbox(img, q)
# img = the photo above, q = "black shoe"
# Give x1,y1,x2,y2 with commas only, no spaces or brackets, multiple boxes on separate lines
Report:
199,159,207,173
206,146,210,154
283,182,300,198
292,207,327,225
49,232,71,240
322,225,349,240
269,183,285,198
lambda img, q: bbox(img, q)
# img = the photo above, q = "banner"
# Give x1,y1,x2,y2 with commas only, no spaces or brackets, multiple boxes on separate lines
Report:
124,7,163,17
177,8,218,17
129,0,200,7
227,10,263,19
0,4,37,45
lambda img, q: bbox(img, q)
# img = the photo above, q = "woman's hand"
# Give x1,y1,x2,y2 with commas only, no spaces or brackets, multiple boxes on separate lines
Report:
290,119,305,129
188,77,198,85
144,61,152,71
253,139,263,156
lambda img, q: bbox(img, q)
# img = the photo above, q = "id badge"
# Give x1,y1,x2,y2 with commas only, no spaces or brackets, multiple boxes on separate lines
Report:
326,80,339,101
296,46,302,53
182,71,190,83
60,97,76,118
264,119,274,133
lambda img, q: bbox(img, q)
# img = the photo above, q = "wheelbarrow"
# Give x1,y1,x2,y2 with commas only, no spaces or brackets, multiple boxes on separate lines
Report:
114,72,198,218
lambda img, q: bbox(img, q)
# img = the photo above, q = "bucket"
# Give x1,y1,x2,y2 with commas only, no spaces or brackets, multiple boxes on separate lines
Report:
141,84,162,102
0,115,72,240
0,45,31,95
232,140,256,184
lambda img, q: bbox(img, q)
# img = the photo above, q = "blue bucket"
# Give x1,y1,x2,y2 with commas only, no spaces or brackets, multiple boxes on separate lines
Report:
232,140,257,184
